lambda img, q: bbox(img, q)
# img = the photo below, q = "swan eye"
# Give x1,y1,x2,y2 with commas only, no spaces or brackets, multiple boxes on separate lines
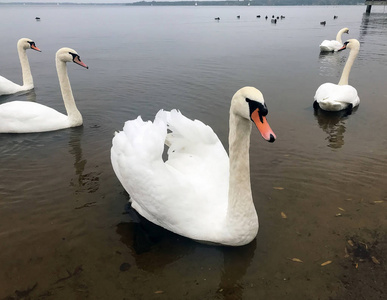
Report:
69,52,83,63
246,98,268,123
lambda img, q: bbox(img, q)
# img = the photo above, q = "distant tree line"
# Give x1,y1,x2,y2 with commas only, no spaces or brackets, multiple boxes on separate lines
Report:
129,0,362,6
0,0,364,6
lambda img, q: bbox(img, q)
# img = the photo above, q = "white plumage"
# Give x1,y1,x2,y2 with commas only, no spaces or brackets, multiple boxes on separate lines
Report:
314,39,360,112
0,38,41,96
111,87,276,246
319,27,349,52
0,47,88,133
314,83,359,111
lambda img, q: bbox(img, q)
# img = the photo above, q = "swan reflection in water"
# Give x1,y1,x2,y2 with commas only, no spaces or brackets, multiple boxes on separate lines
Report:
313,106,358,149
0,88,37,104
116,203,255,298
217,242,256,298
68,127,100,195
318,51,346,78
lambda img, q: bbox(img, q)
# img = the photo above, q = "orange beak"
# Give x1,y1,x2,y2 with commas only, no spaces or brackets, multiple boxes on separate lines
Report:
31,44,41,52
251,109,276,142
73,56,88,69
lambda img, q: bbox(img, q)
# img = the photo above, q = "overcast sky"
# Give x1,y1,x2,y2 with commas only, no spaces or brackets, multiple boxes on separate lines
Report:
0,0,205,2
0,0,172,2
2,0,137,2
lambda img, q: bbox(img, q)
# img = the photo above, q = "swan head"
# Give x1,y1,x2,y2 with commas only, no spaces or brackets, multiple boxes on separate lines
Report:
56,47,88,69
231,86,276,143
341,27,349,34
338,39,360,52
18,38,41,52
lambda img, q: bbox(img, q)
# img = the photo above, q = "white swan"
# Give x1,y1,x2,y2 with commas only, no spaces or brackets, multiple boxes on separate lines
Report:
0,38,41,96
111,87,276,246
314,39,360,112
319,27,349,52
0,47,88,133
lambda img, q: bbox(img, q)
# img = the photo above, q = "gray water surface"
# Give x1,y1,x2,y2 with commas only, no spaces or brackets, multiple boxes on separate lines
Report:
0,5,386,299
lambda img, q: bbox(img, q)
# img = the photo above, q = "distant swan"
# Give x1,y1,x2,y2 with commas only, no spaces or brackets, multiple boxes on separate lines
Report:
111,87,276,246
319,27,349,52
0,38,41,96
0,47,88,133
314,39,360,112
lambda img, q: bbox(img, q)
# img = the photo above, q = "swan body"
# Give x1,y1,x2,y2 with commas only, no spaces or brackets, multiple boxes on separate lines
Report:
314,39,360,112
0,48,88,133
0,38,41,96
319,27,349,52
111,87,276,246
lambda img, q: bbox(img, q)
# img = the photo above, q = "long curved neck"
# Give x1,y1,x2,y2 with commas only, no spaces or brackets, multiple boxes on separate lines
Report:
338,47,359,85
227,112,257,225
56,59,82,126
18,44,33,88
336,29,346,44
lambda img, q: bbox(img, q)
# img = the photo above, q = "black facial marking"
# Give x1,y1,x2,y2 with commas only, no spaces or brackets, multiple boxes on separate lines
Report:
338,41,349,52
27,41,36,48
69,52,80,62
246,98,268,123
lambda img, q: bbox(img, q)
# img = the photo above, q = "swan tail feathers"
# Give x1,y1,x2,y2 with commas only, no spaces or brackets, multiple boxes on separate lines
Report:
165,109,220,156
111,112,180,226
314,83,359,111
111,111,169,191
119,113,167,161
319,40,341,52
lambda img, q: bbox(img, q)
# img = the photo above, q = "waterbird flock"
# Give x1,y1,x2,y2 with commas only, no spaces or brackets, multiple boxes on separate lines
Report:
0,13,361,245
215,13,286,23
214,13,340,26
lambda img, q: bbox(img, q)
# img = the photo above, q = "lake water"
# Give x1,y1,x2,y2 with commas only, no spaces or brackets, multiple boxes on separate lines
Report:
0,4,386,299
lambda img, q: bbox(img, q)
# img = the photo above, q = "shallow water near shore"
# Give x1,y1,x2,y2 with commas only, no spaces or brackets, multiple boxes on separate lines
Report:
0,4,386,299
